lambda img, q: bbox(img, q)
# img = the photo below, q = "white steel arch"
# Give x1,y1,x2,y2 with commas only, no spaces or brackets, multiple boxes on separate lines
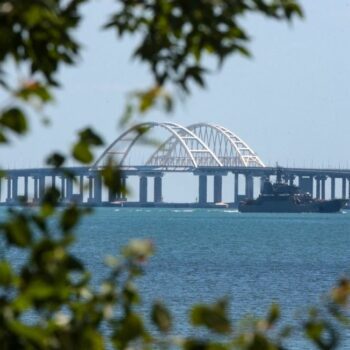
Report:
146,122,222,167
186,123,265,167
93,122,222,169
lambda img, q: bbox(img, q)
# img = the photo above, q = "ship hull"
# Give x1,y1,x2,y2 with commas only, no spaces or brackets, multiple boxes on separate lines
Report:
238,199,346,213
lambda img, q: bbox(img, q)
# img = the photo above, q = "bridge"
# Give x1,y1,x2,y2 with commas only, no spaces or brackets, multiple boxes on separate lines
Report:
1,122,350,207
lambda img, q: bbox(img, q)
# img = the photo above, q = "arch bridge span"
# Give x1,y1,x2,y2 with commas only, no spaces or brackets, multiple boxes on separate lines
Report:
93,121,264,169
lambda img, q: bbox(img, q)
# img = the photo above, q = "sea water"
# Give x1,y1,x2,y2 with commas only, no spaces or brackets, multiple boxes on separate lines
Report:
2,208,350,348
76,208,350,348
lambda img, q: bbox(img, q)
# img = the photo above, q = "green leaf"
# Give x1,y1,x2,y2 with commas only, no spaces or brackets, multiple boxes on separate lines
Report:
40,187,61,217
9,321,48,347
190,299,231,334
0,107,28,134
0,260,13,286
59,206,81,233
72,141,93,163
151,301,172,333
16,81,53,103
267,303,280,326
78,128,104,146
46,153,65,167
1,214,32,248
112,313,145,350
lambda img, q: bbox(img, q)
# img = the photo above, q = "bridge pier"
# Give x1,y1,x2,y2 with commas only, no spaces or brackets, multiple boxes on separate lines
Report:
245,174,254,199
93,174,102,204
87,173,102,204
213,175,222,203
5,176,19,203
315,176,321,199
12,176,18,202
139,176,148,203
51,175,56,190
342,177,347,199
60,176,66,201
108,185,117,203
33,176,39,202
299,176,313,196
79,175,84,200
260,176,266,192
38,176,45,201
198,175,207,204
121,177,127,200
23,176,28,201
108,176,127,202
288,175,295,186
321,176,326,200
330,177,335,199
234,173,239,204
6,177,11,202
66,176,73,202
88,176,93,202
154,176,162,203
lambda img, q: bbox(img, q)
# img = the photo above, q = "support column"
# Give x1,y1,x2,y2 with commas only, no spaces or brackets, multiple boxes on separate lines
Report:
11,176,18,202
38,176,45,201
331,177,336,200
6,177,11,202
198,175,207,204
93,173,102,204
88,176,94,203
245,174,254,199
22,176,28,201
107,174,119,203
348,178,350,199
66,176,73,202
299,176,313,195
60,176,66,201
234,173,239,204
121,177,127,200
213,175,222,203
288,175,295,186
52,175,56,189
342,177,346,199
260,176,266,192
108,187,116,203
321,176,326,200
80,175,84,197
33,176,39,202
315,177,321,199
154,176,162,203
139,176,148,203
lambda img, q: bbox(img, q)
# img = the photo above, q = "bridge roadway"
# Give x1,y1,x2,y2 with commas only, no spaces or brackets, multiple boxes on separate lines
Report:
1,165,350,207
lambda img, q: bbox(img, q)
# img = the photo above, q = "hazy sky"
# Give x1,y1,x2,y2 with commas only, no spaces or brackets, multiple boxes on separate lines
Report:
1,0,349,201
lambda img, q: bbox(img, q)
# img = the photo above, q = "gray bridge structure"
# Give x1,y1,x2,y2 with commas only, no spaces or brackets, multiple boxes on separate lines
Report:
1,122,350,207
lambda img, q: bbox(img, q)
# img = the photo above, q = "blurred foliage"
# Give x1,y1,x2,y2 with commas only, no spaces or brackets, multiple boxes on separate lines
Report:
106,0,302,120
2,1,350,350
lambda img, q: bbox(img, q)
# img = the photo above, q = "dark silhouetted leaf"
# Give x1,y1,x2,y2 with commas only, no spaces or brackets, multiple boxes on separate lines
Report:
0,107,28,134
151,301,172,333
46,153,65,168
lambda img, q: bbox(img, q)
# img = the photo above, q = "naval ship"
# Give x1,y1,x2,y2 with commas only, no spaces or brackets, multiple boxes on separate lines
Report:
238,176,346,213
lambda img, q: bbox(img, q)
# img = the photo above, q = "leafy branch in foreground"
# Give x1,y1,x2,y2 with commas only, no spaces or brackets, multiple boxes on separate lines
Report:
106,0,302,117
4,1,349,350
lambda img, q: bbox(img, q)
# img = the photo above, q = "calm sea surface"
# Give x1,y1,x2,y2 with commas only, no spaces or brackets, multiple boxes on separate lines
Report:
77,208,350,348
3,208,350,348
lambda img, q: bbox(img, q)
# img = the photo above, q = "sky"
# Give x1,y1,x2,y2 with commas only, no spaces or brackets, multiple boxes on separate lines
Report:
0,0,350,202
